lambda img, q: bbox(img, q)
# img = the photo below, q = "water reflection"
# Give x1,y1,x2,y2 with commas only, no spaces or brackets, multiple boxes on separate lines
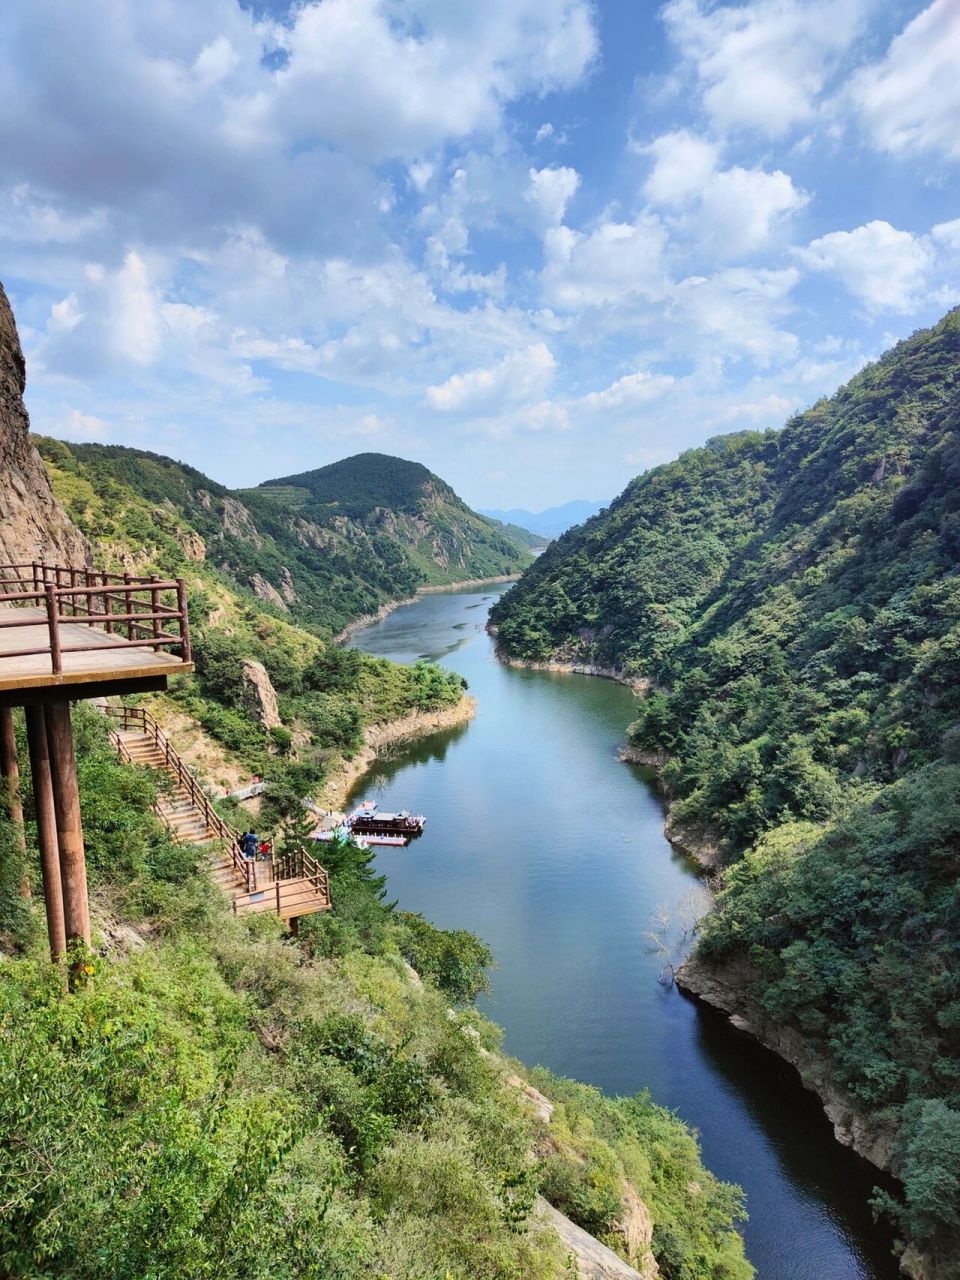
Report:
351,587,902,1280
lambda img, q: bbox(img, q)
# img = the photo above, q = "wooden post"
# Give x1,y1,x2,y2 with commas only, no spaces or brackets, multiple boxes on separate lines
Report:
150,574,161,641
44,583,62,674
0,707,29,898
102,572,113,634
176,578,191,662
289,917,299,938
123,572,133,640
25,706,66,962
44,702,90,954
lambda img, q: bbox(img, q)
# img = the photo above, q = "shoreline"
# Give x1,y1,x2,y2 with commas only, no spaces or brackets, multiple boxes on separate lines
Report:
318,694,477,810
335,574,520,644
494,646,720,869
491,642,917,1263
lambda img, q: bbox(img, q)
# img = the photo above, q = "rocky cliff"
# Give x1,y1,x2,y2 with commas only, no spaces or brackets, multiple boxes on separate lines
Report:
0,282,88,568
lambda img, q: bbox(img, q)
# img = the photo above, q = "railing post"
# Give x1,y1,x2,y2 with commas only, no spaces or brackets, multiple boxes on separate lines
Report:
175,578,191,663
123,572,133,640
276,879,281,915
31,561,39,594
150,574,161,641
44,583,62,674
102,572,113,634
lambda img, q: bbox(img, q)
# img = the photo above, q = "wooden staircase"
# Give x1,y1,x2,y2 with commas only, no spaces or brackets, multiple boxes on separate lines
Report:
104,705,331,922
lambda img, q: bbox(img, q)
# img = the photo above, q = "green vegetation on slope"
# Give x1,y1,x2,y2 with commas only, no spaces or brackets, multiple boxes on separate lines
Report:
0,709,752,1280
36,436,467,829
491,308,960,1274
36,441,531,635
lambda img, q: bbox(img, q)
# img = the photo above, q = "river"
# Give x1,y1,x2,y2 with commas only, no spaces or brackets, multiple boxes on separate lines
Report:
350,585,900,1280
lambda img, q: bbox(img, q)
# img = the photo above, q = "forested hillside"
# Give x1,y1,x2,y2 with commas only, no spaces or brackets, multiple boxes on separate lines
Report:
43,444,531,634
492,308,960,1278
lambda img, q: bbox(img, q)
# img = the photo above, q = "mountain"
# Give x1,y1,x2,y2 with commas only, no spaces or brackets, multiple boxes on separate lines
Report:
492,308,960,1278
479,499,608,539
40,446,533,635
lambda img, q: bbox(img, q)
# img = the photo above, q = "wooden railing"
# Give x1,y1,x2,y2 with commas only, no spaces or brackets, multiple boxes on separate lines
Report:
275,844,331,903
231,845,331,919
0,562,191,673
103,703,254,891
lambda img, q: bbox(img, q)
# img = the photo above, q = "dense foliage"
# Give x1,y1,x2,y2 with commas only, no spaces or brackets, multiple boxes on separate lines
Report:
492,308,960,1272
36,437,467,825
36,440,530,633
0,711,751,1279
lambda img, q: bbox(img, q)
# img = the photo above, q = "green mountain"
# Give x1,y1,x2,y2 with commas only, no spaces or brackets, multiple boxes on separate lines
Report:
492,308,960,1277
42,445,532,635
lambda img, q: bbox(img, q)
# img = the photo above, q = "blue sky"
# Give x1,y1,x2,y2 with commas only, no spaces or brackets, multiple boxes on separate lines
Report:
2,0,958,508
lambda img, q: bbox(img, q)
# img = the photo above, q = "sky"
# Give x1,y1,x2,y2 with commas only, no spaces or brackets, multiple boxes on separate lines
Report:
2,0,959,510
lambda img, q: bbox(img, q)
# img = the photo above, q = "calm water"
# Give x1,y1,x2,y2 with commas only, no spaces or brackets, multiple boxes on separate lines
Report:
350,586,900,1280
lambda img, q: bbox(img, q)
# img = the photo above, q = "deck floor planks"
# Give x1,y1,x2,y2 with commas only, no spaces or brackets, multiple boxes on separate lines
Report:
0,607,192,691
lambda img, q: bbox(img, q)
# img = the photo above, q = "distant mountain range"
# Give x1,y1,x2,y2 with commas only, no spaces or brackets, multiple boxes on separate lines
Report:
478,500,607,539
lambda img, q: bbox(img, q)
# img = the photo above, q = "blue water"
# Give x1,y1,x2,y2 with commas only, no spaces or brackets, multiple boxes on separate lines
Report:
351,587,900,1280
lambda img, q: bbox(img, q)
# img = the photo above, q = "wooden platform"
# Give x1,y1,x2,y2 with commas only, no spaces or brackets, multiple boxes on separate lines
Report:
0,608,193,693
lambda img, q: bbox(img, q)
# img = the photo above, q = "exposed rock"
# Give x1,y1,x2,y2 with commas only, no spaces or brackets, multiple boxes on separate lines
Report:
535,1198,651,1280
614,1180,658,1277
677,952,898,1171
250,573,289,612
0,281,89,568
240,659,282,729
180,530,206,561
221,496,263,547
279,565,297,603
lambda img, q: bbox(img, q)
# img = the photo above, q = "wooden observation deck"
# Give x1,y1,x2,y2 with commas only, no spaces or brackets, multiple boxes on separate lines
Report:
0,563,329,974
0,562,195,974
0,562,193,701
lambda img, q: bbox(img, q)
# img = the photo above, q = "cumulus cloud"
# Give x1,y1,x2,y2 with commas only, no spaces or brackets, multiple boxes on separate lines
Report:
693,165,808,258
542,215,669,309
640,130,721,205
426,343,556,412
670,267,801,364
662,0,868,137
848,0,960,161
579,370,675,412
795,221,934,312
525,166,581,226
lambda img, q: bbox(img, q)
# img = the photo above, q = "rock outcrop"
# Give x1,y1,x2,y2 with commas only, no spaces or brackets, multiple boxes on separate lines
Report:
240,659,282,729
0,282,89,568
677,952,897,1171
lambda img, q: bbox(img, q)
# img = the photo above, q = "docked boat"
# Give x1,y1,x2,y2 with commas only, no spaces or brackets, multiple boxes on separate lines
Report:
349,805,426,840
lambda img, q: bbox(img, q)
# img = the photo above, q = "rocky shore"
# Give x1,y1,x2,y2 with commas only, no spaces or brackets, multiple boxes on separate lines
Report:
319,694,477,809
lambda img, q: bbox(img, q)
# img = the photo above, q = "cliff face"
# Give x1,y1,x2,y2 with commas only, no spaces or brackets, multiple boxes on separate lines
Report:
0,282,88,568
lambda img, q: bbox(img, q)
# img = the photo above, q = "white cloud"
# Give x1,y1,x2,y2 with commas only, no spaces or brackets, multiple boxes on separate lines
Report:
663,0,867,137
408,161,435,192
542,215,669,309
848,0,960,161
693,165,808,258
61,408,109,440
525,165,581,226
535,122,555,143
426,343,556,412
670,267,801,364
796,220,933,312
641,129,720,205
579,370,675,412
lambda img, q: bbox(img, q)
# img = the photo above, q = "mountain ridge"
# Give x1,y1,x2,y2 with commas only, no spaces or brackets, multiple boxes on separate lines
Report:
492,306,960,1279
40,443,533,634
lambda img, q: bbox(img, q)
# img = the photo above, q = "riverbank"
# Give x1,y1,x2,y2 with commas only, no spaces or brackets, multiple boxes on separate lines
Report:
336,575,521,643
319,693,477,809
675,956,937,1280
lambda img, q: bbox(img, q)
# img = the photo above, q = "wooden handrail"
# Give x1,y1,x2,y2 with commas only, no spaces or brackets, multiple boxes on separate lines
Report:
0,562,191,673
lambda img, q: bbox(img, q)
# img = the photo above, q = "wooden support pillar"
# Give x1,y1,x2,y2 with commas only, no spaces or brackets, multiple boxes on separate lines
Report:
0,707,29,897
25,706,66,962
44,702,90,952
